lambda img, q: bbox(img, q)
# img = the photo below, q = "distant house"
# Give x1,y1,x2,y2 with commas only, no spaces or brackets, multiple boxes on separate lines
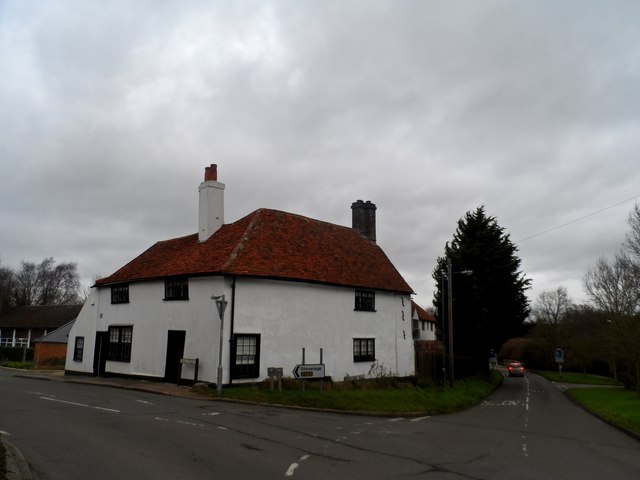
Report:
411,301,437,341
412,301,444,380
66,165,415,384
0,305,82,348
33,320,76,367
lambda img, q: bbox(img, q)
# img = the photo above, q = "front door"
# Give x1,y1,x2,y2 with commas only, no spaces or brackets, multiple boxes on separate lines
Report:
164,330,186,383
93,331,108,376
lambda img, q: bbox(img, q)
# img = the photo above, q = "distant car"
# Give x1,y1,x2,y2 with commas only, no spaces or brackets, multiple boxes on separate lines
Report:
507,362,525,377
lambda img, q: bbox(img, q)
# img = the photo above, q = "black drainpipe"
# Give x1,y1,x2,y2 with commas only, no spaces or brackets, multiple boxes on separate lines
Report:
228,276,236,386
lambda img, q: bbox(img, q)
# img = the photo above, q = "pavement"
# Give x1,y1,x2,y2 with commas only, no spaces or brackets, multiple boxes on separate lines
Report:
1,368,216,480
14,368,215,400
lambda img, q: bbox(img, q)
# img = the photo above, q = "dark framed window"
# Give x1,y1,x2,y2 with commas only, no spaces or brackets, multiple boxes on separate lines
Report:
111,284,129,304
73,336,84,362
231,334,261,379
353,338,375,362
107,326,133,362
165,277,189,300
355,290,375,311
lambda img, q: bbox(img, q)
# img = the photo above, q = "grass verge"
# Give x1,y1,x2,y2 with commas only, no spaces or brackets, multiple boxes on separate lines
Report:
534,370,620,386
0,361,34,370
567,388,640,434
210,372,502,415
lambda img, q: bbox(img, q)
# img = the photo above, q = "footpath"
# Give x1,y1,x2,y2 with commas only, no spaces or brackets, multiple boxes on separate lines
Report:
1,369,213,480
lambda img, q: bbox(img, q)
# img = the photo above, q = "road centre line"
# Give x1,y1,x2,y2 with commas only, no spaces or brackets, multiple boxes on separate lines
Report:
41,396,120,413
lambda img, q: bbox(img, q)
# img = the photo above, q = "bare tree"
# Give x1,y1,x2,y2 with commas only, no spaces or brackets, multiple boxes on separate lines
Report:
584,251,640,390
13,258,81,306
0,262,15,314
532,287,574,325
584,252,640,317
624,203,640,260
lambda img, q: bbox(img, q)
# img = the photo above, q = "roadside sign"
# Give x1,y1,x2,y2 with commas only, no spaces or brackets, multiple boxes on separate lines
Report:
489,350,497,365
555,348,564,363
293,364,325,379
268,367,283,378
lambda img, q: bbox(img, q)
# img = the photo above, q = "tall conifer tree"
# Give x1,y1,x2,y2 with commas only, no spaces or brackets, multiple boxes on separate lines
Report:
433,207,530,377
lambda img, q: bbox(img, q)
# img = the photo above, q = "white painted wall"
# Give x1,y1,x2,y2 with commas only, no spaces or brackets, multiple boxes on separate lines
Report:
66,276,414,383
411,308,437,342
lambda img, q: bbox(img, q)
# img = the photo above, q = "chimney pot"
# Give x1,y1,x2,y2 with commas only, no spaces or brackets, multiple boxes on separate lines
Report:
204,164,218,182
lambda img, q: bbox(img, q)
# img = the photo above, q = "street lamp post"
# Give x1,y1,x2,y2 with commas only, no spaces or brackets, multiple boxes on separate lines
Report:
445,257,473,388
447,258,454,387
212,294,228,396
440,269,447,387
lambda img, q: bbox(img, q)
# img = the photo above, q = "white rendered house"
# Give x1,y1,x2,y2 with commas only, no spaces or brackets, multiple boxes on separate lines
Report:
66,165,415,384
411,301,437,341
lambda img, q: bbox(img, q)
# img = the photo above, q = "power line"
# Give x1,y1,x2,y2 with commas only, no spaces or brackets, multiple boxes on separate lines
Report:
515,193,640,244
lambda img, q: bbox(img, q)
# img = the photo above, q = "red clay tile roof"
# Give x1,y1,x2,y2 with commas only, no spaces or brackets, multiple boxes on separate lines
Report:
95,208,413,294
412,301,435,322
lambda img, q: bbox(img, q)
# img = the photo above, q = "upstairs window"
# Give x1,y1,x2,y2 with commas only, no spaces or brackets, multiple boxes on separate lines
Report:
107,326,132,362
111,284,129,304
355,290,375,311
165,277,189,301
353,338,375,362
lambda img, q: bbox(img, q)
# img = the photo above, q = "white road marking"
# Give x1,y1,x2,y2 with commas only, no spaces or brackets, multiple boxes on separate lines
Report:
136,400,154,405
176,420,204,427
522,377,531,458
203,412,220,416
93,406,121,413
482,400,520,406
218,426,229,430
410,416,431,422
285,463,300,476
155,417,169,421
285,455,310,477
41,396,120,413
388,417,404,422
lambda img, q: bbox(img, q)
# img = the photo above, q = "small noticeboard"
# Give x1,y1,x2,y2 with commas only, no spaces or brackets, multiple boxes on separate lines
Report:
292,364,325,379
489,350,497,365
555,348,564,364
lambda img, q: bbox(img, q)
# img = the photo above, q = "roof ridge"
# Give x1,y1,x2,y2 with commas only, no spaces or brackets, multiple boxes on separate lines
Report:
221,209,264,271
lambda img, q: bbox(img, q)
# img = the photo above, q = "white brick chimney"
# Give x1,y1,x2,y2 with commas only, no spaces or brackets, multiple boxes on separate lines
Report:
198,164,225,242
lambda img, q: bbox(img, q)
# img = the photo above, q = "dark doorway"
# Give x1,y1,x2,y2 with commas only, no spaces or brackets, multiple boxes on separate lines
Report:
93,331,108,376
164,330,186,383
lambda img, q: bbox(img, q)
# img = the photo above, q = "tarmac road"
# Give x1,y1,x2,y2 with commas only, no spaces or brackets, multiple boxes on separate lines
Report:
1,368,639,479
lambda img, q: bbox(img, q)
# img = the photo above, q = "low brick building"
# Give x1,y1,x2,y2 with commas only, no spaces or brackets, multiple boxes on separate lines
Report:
0,305,82,348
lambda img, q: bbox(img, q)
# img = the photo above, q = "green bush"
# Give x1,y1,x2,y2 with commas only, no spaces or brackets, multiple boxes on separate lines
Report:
0,346,34,362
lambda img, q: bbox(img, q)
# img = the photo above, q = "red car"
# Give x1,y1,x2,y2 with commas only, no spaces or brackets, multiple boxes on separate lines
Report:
507,362,525,377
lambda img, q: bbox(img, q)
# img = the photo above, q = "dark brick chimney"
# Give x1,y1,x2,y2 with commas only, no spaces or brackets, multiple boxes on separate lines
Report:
351,200,376,243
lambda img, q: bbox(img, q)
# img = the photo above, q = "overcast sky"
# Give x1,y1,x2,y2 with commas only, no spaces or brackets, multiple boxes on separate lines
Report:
1,1,639,311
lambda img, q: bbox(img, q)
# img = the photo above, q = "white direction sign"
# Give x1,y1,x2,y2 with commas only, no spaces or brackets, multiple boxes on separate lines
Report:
292,364,325,379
